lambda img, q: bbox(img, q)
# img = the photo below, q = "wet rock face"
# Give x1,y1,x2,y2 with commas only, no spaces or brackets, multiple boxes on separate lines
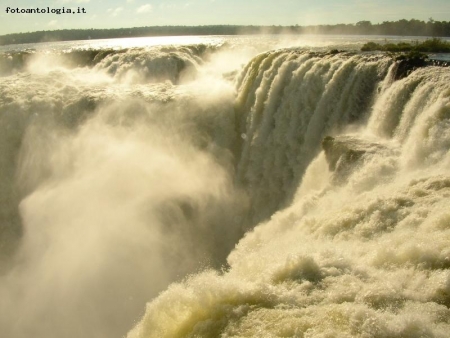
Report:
392,55,449,81
322,136,366,172
393,57,427,81
322,136,394,183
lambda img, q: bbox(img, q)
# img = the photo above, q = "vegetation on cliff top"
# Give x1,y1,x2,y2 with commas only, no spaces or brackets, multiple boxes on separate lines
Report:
361,38,450,53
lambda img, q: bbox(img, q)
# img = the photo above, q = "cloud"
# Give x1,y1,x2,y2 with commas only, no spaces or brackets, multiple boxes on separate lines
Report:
108,7,124,17
48,20,58,27
127,0,135,3
137,4,153,14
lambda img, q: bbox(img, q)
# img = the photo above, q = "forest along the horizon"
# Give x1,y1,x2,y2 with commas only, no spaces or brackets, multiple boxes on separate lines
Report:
0,36,450,338
1,18,450,46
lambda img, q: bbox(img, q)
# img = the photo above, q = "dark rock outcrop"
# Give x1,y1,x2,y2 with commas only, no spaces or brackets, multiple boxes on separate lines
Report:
322,135,395,183
392,54,449,81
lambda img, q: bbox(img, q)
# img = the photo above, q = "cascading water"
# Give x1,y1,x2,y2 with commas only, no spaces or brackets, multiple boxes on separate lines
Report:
234,50,393,224
129,54,450,337
0,37,449,338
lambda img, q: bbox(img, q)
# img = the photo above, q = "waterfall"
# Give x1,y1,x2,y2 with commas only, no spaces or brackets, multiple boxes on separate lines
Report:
0,40,449,338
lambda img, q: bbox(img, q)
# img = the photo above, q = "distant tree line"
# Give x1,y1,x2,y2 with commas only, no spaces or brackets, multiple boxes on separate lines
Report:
0,19,449,46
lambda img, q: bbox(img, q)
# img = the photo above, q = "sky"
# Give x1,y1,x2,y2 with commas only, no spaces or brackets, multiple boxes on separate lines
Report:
0,0,449,35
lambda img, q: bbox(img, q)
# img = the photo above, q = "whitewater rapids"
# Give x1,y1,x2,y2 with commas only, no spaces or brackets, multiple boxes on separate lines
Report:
0,37,449,338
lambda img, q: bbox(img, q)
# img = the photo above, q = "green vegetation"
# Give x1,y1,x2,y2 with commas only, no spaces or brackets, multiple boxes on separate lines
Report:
393,51,428,61
362,38,450,53
1,18,450,46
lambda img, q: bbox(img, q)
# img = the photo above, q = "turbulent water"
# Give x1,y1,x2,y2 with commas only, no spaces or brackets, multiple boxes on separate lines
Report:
0,35,450,338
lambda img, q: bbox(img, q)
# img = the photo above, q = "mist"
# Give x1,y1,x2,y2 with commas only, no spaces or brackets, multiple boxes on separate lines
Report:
0,44,250,338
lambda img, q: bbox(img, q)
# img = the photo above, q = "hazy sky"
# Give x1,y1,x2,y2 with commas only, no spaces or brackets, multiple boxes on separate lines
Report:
0,0,449,35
